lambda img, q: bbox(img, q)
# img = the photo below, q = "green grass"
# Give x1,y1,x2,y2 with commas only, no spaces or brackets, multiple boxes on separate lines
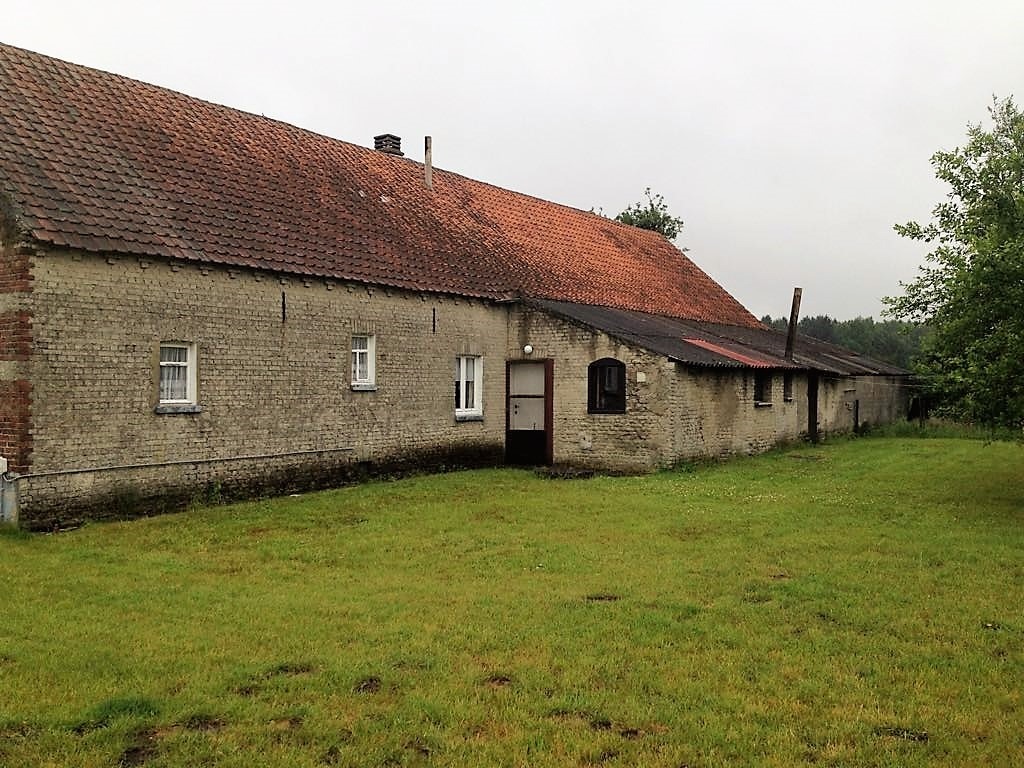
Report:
1,435,1022,767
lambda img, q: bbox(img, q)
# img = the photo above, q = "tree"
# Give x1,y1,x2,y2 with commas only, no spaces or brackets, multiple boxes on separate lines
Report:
760,314,926,370
885,96,1024,428
615,187,685,241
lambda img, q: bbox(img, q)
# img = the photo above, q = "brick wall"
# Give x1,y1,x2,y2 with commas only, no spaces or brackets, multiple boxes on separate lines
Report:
0,238,33,473
668,368,806,459
19,249,510,527
0,379,32,474
509,306,822,467
507,306,672,471
12,248,911,527
508,306,909,467
0,310,32,360
817,374,909,434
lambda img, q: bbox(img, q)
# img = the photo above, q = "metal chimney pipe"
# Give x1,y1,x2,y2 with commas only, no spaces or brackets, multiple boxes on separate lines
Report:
784,287,802,361
424,136,433,190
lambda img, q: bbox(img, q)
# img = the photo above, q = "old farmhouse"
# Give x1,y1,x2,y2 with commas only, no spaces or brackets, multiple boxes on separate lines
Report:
0,44,909,529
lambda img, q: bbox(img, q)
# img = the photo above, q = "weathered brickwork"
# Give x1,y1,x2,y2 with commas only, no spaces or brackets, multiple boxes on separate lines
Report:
6,248,911,527
0,236,34,474
0,379,32,473
0,256,31,293
508,307,671,471
0,310,32,360
817,375,907,434
18,249,509,527
669,368,801,459
509,307,909,469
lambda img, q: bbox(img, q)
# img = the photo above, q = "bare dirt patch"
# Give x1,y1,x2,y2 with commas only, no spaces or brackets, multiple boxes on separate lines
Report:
118,728,159,766
181,713,226,732
232,661,316,696
354,676,381,694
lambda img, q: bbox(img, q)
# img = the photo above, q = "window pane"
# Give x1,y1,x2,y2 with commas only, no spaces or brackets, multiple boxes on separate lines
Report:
160,346,187,364
603,366,620,394
455,356,481,413
160,365,187,401
352,336,367,352
587,358,625,413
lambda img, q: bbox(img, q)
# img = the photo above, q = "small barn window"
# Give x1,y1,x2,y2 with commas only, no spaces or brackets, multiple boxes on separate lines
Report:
588,358,626,414
455,355,483,419
155,341,201,413
159,342,196,404
754,371,772,406
783,372,794,402
351,334,376,390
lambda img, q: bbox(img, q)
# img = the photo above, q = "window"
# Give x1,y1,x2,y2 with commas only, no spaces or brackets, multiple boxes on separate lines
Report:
455,355,483,418
783,372,794,402
158,342,198,410
351,334,376,390
754,371,772,405
588,358,626,413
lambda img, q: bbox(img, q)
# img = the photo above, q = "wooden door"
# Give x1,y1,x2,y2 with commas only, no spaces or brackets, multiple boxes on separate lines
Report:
505,360,553,465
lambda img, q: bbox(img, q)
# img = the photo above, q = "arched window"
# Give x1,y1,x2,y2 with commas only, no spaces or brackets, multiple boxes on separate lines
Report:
588,358,626,413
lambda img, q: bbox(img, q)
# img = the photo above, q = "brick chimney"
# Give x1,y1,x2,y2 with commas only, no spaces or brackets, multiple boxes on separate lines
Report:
373,134,403,156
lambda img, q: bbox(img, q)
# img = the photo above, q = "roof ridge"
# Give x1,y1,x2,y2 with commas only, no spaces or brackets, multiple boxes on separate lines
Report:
0,42,665,244
0,42,763,328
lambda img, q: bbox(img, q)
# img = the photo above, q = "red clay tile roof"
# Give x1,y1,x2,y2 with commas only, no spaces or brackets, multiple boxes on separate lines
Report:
0,42,761,328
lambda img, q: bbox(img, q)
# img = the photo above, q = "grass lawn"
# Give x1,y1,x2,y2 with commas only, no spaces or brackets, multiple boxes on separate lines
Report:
1,434,1022,767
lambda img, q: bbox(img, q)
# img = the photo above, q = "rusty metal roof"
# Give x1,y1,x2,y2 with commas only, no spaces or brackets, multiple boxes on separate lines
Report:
0,43,761,328
533,300,910,375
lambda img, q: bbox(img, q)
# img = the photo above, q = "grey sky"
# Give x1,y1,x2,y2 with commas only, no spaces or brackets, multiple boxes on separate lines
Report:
6,1,1023,319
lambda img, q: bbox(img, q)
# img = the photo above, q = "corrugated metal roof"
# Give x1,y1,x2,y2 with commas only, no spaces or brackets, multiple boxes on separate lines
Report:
532,300,909,376
682,338,779,368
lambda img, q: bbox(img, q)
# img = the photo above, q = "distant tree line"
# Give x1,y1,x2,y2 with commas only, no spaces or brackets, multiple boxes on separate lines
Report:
760,315,928,370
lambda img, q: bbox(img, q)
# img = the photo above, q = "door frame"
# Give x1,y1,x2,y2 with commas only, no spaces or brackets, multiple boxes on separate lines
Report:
505,358,554,466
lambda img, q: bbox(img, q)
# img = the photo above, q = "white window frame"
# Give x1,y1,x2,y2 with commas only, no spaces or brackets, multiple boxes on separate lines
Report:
158,342,197,405
455,355,483,419
351,334,376,390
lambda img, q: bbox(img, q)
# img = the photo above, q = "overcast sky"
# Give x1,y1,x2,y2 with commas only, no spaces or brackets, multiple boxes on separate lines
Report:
6,1,1023,319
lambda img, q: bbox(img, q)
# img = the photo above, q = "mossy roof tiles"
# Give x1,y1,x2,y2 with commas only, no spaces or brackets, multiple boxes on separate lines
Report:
0,42,760,328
